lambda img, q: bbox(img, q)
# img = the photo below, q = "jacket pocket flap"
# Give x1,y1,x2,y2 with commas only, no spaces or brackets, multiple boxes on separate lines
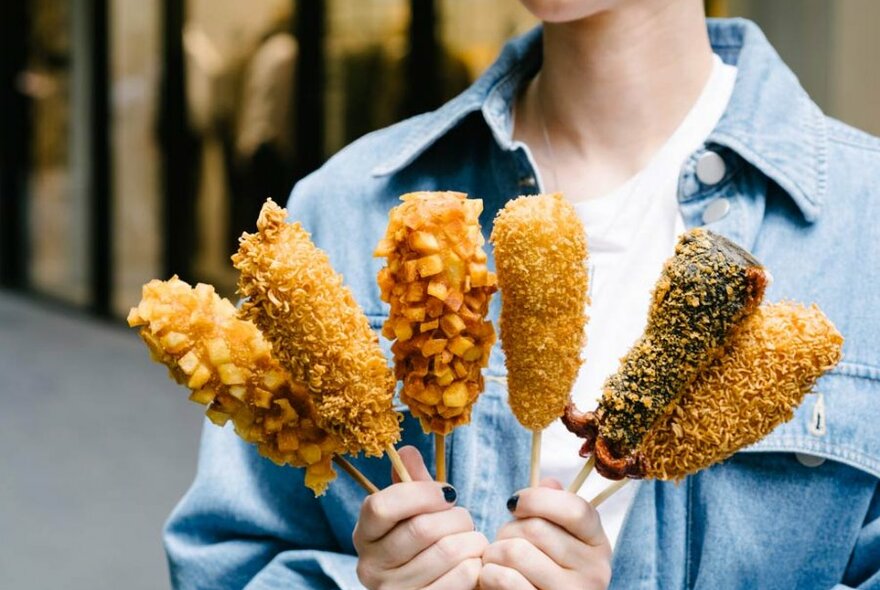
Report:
742,365,880,478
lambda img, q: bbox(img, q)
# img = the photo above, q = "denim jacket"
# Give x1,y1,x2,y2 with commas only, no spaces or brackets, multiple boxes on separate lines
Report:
165,19,880,590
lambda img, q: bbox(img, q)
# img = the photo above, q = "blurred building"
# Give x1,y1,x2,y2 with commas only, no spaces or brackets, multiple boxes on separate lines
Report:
1,0,879,320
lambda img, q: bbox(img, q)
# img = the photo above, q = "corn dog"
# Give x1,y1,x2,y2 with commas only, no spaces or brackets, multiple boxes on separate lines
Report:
563,229,768,477
233,200,401,458
374,192,497,435
491,193,589,431
127,277,340,494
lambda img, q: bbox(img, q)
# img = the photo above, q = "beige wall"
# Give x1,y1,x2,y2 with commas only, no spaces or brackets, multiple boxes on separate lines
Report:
729,0,880,136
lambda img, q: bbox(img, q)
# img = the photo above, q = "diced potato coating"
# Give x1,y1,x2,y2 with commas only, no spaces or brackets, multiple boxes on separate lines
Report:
128,276,341,495
375,192,497,435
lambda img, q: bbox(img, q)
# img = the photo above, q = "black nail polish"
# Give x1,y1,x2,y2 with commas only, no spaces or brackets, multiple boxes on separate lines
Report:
506,494,519,512
442,485,457,503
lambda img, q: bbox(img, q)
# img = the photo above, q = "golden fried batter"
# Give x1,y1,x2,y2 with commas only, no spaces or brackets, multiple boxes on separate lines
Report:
375,192,497,435
128,277,340,495
490,194,589,431
233,200,401,457
639,302,843,480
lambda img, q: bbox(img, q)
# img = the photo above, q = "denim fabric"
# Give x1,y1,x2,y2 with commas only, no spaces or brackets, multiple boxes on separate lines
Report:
165,19,880,590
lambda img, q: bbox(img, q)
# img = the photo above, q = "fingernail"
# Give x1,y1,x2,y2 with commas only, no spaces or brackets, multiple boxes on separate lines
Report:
442,485,457,503
506,494,519,512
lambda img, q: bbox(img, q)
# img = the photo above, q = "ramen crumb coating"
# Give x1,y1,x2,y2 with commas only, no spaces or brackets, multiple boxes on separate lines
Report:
233,199,401,457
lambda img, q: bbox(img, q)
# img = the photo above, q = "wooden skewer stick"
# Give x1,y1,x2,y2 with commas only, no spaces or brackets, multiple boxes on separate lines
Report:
566,455,596,494
590,479,630,508
529,430,542,487
386,444,413,483
332,456,380,494
435,433,447,482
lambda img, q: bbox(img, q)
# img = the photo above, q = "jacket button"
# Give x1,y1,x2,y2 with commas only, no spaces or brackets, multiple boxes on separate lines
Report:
696,150,726,185
795,453,826,467
518,176,537,188
702,198,730,224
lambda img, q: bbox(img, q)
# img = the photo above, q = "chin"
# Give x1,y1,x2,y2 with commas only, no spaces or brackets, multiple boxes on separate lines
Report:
517,0,619,23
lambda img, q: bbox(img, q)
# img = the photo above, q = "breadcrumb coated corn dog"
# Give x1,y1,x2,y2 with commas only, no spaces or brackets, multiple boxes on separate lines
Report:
233,200,401,457
127,277,340,495
638,302,843,480
375,192,497,435
491,194,589,431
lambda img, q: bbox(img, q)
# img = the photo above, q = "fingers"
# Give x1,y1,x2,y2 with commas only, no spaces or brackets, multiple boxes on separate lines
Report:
354,480,458,543
496,517,585,570
393,531,488,587
423,557,482,590
539,477,563,490
479,563,535,590
507,487,609,548
391,445,433,483
372,506,475,567
483,537,563,589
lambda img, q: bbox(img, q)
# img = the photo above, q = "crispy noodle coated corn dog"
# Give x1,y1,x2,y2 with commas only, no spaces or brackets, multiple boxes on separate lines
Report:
375,192,497,435
127,277,340,494
233,200,401,457
491,193,589,431
637,302,843,480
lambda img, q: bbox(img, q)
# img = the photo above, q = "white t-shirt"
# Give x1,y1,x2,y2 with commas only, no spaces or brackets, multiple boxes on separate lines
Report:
539,54,737,549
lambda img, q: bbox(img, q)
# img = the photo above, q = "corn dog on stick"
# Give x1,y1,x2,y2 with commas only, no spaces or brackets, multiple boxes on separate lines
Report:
374,192,497,450
127,276,343,495
637,302,843,480
570,302,843,499
491,194,589,487
233,200,405,476
564,228,768,479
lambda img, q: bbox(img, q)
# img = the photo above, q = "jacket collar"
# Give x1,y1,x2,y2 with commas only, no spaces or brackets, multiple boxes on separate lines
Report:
372,18,827,222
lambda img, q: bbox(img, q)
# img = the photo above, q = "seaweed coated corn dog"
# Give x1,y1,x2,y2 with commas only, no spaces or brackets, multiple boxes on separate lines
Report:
563,228,768,477
233,200,401,457
127,277,340,494
490,194,590,432
375,192,497,435
566,302,843,480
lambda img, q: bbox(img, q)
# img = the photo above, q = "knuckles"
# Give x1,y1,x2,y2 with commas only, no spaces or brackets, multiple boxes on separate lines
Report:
479,563,522,589
359,494,387,525
520,517,549,546
355,560,379,589
496,537,533,565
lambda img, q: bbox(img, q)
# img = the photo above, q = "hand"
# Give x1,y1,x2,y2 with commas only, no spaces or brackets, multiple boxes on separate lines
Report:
353,446,487,589
480,479,612,590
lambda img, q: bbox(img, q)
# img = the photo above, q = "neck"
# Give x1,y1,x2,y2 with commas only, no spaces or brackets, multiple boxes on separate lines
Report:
518,0,713,196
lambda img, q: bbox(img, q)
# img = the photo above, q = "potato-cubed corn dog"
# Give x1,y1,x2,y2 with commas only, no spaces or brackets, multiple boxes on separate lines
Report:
375,192,497,435
233,200,401,457
638,302,843,480
127,277,340,494
490,194,589,431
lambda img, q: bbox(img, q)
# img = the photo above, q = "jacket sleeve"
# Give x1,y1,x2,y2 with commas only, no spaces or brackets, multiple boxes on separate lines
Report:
164,422,366,590
834,480,880,589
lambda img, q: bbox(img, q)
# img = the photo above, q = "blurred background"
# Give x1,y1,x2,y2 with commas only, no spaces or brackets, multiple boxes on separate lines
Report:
1,0,878,588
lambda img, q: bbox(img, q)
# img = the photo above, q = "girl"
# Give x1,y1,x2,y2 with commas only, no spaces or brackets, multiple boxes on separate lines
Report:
166,1,880,588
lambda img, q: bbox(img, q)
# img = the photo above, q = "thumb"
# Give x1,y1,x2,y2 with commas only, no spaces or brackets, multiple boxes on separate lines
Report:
391,445,433,483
